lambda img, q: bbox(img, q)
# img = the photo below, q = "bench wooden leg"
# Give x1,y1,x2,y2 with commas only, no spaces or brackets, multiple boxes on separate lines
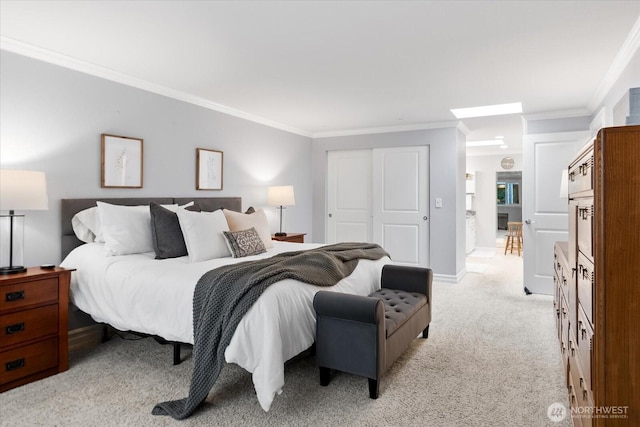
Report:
368,378,379,399
422,324,430,338
319,367,331,386
173,343,181,365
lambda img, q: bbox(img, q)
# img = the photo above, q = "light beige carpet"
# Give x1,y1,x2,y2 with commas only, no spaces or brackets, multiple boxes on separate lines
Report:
0,252,570,426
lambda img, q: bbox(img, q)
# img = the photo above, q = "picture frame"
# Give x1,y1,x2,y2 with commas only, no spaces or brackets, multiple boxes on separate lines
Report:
196,148,223,190
101,134,143,188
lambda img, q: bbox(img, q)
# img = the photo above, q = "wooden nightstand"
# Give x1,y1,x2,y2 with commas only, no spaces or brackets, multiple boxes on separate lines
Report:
0,267,73,392
271,233,306,243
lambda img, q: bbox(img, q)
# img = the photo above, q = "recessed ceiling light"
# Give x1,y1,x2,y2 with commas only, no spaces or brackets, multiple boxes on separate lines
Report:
451,102,522,119
500,144,508,149
495,135,504,139
466,140,504,147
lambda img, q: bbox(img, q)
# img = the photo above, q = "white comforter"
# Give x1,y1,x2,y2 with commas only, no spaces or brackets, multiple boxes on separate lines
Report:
61,241,389,411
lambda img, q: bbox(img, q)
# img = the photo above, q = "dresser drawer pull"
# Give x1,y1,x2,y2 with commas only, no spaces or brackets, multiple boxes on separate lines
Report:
5,290,25,302
5,358,25,372
5,322,25,335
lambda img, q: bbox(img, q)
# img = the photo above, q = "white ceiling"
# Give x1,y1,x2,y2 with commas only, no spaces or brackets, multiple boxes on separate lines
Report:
1,1,639,154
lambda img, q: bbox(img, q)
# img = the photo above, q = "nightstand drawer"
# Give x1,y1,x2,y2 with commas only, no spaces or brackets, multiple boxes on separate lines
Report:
0,278,58,312
0,305,59,348
0,337,58,386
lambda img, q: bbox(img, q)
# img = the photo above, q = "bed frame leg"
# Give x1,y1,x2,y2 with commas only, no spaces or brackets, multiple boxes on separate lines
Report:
173,343,181,365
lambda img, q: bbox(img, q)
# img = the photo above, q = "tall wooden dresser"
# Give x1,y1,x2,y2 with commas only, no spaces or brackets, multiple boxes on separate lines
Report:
555,125,639,426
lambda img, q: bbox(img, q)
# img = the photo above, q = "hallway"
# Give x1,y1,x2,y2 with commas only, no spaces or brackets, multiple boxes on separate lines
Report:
465,232,524,295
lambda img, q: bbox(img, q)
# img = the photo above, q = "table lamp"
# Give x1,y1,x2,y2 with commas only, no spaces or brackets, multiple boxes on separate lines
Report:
0,170,48,274
267,185,295,236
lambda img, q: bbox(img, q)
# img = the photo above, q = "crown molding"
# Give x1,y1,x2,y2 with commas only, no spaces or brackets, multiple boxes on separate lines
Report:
312,120,464,139
588,15,640,112
521,108,591,121
0,37,312,138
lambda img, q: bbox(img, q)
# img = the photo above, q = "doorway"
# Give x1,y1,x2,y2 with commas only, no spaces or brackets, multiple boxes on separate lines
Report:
496,171,522,247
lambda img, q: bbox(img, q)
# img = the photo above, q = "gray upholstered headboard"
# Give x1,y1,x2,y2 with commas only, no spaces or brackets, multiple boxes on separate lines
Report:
60,197,242,261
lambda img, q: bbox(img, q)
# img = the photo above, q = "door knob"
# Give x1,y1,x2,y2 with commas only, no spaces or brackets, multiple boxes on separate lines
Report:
525,219,535,224
423,216,428,220
328,213,332,218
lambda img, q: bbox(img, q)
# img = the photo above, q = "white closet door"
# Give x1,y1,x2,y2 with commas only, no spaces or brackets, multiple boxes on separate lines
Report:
373,146,430,267
327,150,373,243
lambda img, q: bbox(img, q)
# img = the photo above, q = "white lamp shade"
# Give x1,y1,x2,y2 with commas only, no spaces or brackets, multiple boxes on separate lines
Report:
0,170,49,211
267,186,295,206
559,169,569,199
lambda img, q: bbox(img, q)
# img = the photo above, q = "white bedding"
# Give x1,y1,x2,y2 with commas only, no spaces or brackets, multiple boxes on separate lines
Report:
61,241,390,411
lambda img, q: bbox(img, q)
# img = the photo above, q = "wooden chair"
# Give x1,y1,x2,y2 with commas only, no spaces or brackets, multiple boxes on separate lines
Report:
504,222,523,256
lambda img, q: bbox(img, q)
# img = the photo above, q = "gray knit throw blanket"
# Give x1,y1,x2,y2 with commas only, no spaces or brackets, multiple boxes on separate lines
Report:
152,242,389,419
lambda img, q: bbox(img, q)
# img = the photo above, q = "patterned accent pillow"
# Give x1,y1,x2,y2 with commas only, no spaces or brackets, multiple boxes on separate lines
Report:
223,227,267,258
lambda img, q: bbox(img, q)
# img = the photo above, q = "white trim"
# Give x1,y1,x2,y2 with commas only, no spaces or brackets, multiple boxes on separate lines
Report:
588,15,640,112
456,121,471,136
0,37,313,138
522,130,591,144
521,109,591,121
433,271,465,284
590,108,607,136
312,120,463,139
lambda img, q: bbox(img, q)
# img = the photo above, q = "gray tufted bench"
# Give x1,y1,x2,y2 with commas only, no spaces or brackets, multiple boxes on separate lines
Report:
313,264,432,398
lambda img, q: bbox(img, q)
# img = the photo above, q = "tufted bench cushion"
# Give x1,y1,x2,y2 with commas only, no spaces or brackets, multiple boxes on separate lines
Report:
371,288,427,338
314,264,432,399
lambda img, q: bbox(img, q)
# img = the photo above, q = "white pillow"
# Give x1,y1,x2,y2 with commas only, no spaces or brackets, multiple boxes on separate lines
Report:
97,202,157,255
222,208,273,249
71,207,100,243
72,202,183,244
176,209,231,262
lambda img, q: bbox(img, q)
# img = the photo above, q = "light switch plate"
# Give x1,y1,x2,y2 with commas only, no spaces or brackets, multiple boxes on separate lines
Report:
435,198,443,208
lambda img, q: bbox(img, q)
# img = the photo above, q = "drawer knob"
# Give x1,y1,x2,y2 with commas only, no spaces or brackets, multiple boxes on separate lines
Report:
5,290,25,302
5,358,25,372
5,322,25,335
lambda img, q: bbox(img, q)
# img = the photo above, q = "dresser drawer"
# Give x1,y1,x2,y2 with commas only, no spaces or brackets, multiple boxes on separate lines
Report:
0,305,59,348
568,148,593,195
0,277,59,312
577,253,594,325
576,305,593,395
576,199,593,262
568,366,584,427
560,296,570,369
553,274,562,341
0,337,58,386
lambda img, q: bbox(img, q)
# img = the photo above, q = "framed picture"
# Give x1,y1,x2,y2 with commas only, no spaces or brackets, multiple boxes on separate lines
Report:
196,148,223,190
101,134,143,188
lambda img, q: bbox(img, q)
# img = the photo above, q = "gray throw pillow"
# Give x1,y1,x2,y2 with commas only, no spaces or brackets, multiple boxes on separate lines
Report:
223,227,267,258
150,202,200,259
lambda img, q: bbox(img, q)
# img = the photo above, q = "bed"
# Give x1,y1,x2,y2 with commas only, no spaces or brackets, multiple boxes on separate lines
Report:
59,197,390,414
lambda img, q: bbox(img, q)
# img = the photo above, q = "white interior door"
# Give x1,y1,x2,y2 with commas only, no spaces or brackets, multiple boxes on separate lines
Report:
522,131,587,294
373,146,429,267
327,150,373,243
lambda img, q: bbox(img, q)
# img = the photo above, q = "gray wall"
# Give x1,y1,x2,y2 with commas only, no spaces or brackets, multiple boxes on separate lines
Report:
0,51,313,266
311,126,466,279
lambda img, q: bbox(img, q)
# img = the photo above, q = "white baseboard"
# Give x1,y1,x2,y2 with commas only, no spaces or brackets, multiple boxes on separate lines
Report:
434,270,465,284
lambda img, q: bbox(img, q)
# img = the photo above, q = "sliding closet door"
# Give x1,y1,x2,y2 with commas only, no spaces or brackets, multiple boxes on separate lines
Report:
327,150,373,244
373,146,429,267
327,146,430,267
